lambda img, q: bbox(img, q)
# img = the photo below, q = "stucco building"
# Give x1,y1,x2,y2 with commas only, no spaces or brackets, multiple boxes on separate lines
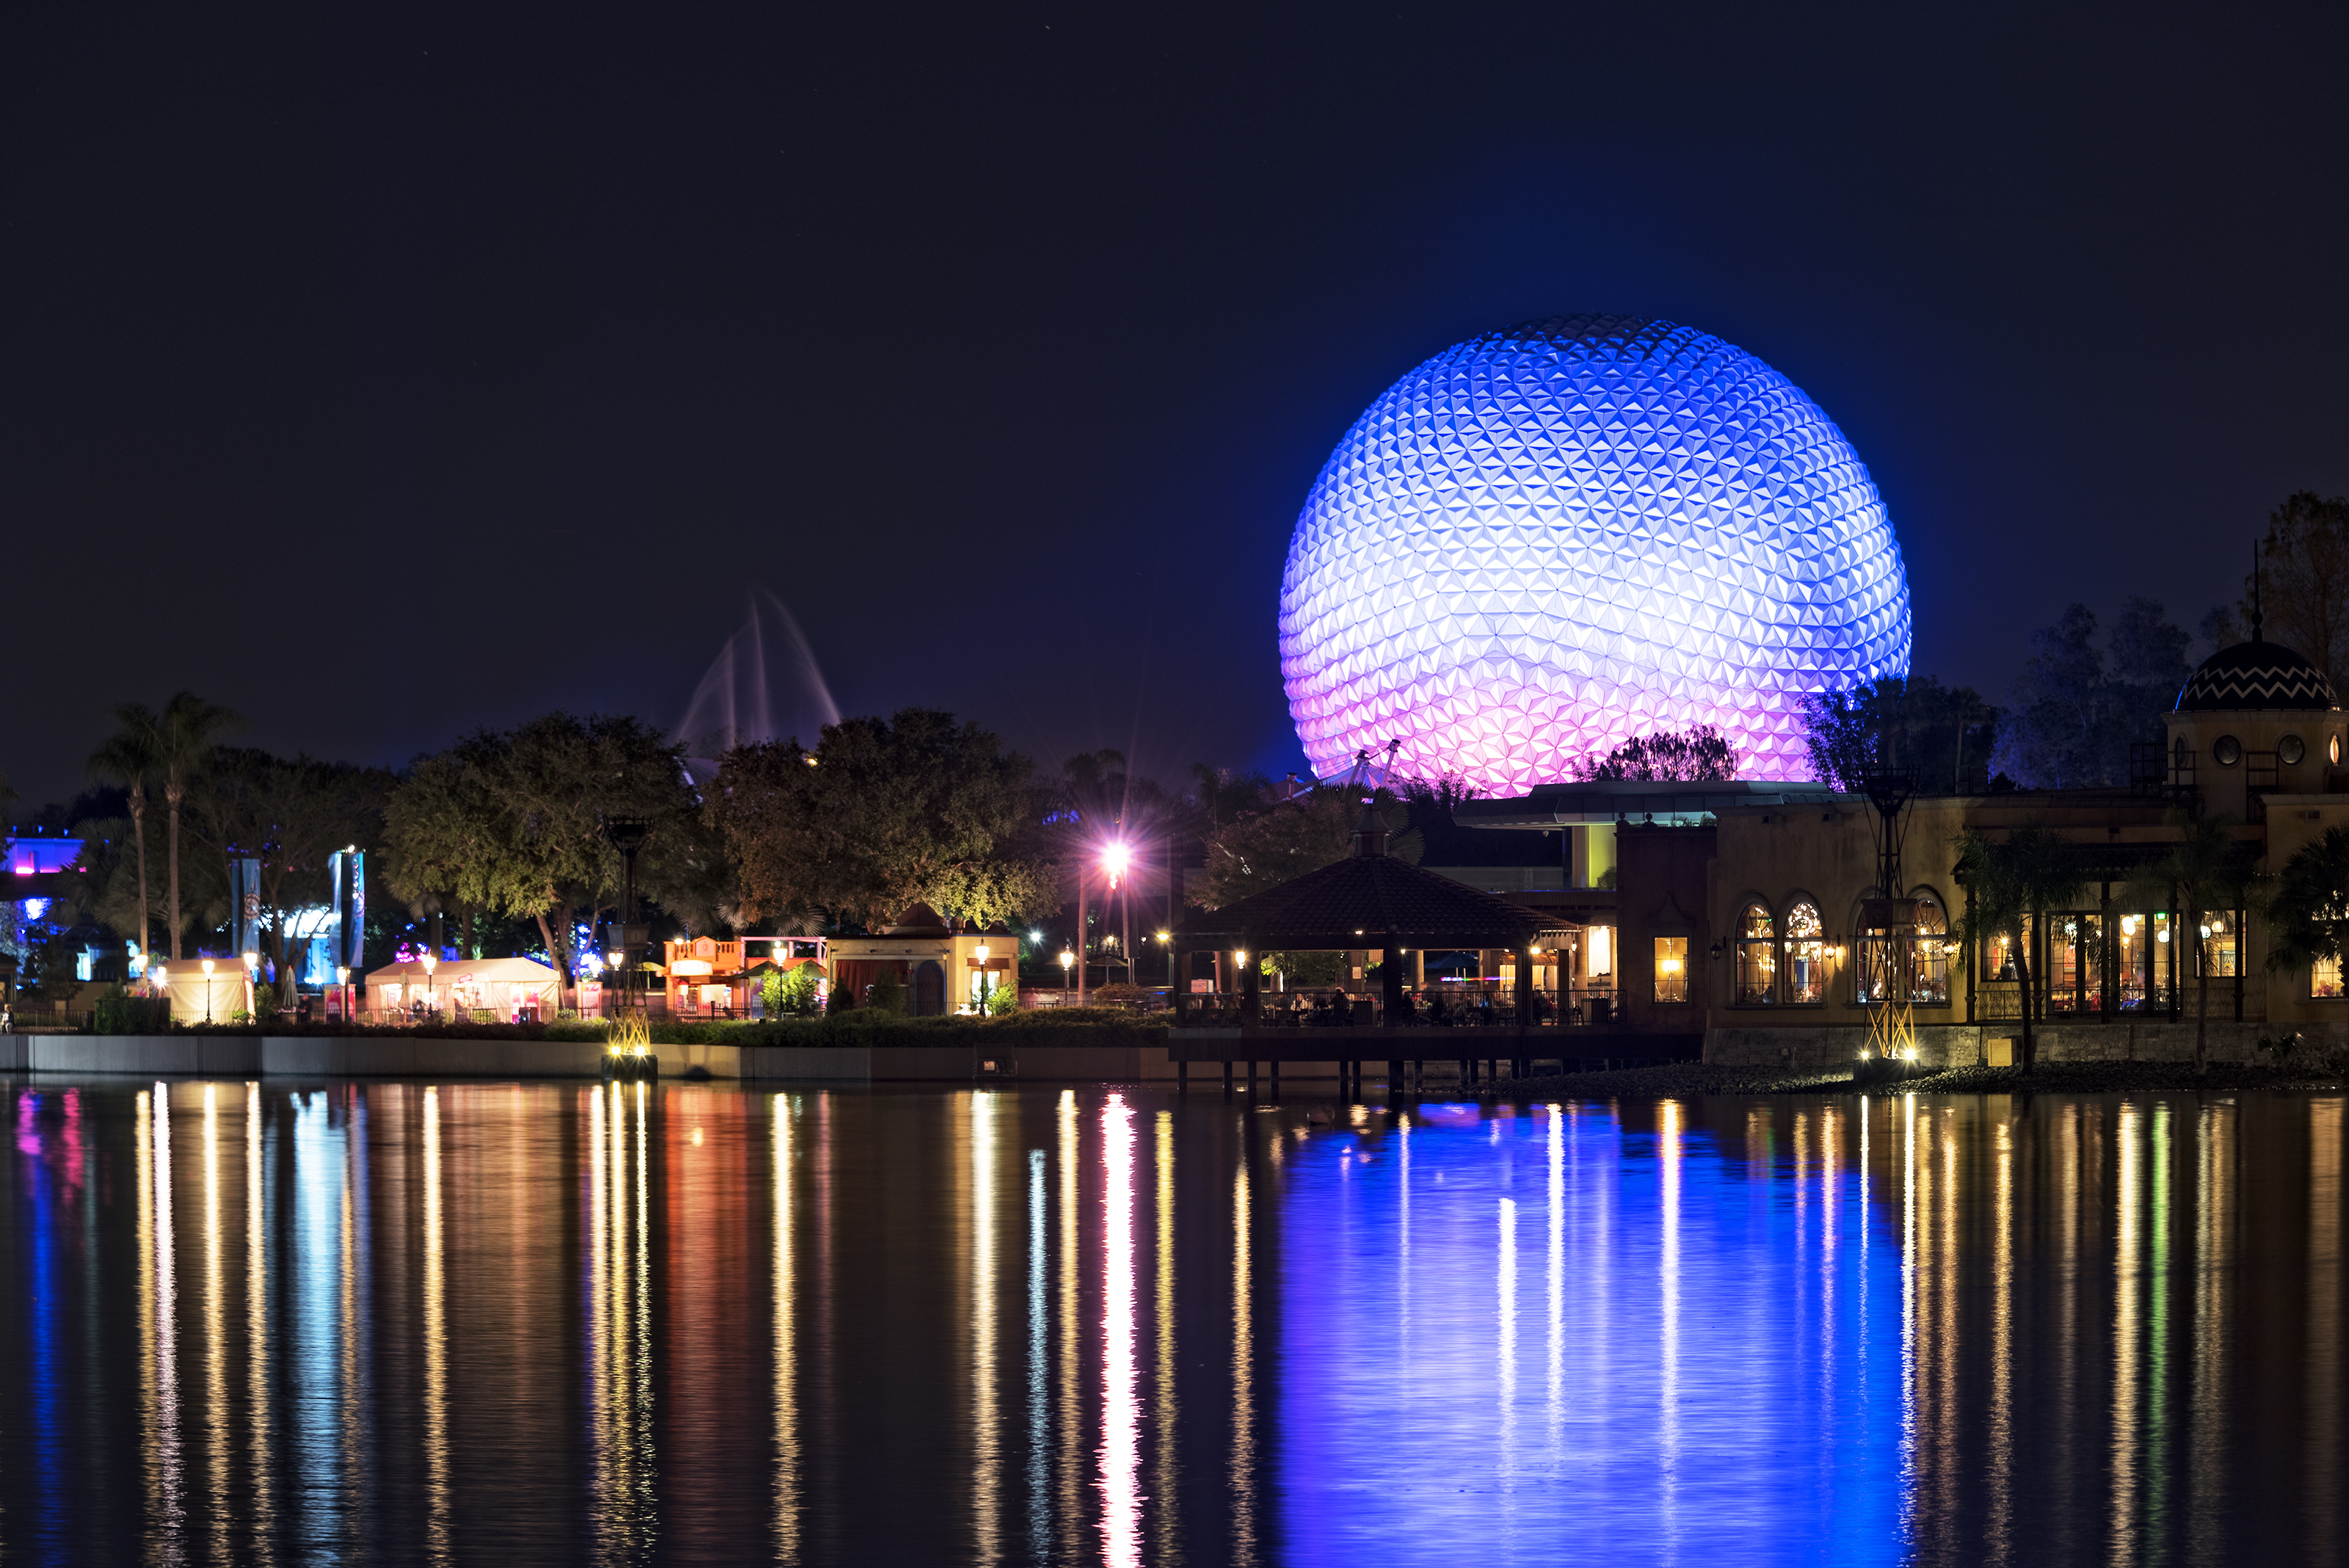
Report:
1459,634,2348,1068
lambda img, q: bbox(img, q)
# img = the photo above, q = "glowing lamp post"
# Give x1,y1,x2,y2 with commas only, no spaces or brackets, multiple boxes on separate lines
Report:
1059,948,1074,1006
422,951,438,1018
1103,840,1133,991
200,958,216,1025
153,965,167,1017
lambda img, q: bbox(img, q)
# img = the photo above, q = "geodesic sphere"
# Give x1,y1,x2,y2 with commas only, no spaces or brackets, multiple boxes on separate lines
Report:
1279,315,1911,791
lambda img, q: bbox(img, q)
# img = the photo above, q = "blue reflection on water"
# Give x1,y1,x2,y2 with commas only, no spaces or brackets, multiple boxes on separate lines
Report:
1280,1103,1904,1567
291,1091,346,1550
16,1093,62,1563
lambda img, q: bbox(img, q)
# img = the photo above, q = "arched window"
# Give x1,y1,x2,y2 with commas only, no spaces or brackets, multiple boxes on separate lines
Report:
1909,890,1950,1003
1735,901,1777,1005
1783,899,1826,1003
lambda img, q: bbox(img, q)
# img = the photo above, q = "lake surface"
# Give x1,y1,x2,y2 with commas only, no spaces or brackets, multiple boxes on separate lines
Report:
1,1080,2342,1565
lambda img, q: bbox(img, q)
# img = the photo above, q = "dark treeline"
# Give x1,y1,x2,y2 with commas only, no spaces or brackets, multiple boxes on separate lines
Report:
5,700,1442,1009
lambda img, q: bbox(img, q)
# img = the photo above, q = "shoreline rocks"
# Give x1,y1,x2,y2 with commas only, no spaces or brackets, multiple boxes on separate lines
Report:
1508,1059,2346,1097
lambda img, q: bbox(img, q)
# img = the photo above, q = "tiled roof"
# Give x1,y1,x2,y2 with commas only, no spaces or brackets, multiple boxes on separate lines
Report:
1174,851,1550,948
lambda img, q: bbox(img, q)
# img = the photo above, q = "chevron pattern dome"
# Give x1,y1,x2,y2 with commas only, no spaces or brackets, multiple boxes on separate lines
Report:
2174,639,2339,711
1279,316,1911,791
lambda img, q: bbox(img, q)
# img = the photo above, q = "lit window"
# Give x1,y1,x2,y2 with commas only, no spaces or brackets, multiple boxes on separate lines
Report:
1653,937,1688,1003
1784,900,1825,1003
1735,901,1776,1005
2314,954,2343,999
2199,912,2238,979
1910,891,1950,1004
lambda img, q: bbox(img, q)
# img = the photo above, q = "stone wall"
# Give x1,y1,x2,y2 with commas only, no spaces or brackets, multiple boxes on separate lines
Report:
0,1033,1238,1084
1707,1018,2330,1070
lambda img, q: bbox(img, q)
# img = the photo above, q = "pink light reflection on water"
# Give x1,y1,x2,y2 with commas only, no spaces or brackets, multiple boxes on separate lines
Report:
1097,1094,1140,1568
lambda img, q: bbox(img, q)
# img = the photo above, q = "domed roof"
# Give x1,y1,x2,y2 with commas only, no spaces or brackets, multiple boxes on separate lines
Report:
2174,639,2339,711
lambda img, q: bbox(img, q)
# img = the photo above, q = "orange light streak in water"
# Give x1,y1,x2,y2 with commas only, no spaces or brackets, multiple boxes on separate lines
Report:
245,1083,275,1555
138,1090,157,1549
424,1086,451,1563
149,1083,186,1552
203,1085,228,1558
1230,1155,1257,1567
971,1092,1000,1566
1987,1114,2014,1564
1151,1111,1179,1566
2310,1099,2340,1557
2110,1103,2141,1564
1097,1094,1139,1568
774,1094,801,1562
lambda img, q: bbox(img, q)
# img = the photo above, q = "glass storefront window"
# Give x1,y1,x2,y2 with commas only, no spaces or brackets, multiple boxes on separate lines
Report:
2199,912,2237,979
1784,900,1826,1003
1654,937,1688,1003
1983,929,2019,983
2314,954,2343,999
1735,902,1776,1005
1910,892,1950,1003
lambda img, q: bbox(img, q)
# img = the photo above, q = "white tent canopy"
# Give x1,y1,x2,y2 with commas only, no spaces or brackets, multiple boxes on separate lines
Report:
366,956,561,1017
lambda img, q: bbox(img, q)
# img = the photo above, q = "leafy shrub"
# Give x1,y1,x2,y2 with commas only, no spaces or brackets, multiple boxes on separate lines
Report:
985,981,1018,1017
94,995,173,1035
866,968,904,1016
763,964,822,1017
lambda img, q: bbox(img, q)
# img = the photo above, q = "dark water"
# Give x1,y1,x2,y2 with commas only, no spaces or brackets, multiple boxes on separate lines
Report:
1,1081,2343,1565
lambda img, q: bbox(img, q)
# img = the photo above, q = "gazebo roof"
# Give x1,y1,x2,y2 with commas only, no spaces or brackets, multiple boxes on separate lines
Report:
1174,824,1553,951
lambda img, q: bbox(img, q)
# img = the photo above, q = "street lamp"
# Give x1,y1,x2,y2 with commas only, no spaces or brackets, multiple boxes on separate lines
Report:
201,958,216,1025
1156,930,1172,992
1059,948,1074,1006
422,951,439,1018
973,940,991,1012
1103,841,1133,989
153,965,167,1015
602,816,653,1015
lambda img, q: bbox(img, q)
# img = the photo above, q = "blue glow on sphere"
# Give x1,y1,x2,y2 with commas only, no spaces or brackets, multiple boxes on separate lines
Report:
1279,316,1911,789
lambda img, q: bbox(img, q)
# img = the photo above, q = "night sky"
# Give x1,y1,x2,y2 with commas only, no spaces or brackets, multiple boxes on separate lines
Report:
6,5,2345,812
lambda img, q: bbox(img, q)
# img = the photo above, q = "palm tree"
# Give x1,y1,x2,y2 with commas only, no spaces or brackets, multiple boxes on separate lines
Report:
89,704,164,968
155,692,242,961
2127,812,2260,1076
1954,823,2088,1073
2264,823,2349,990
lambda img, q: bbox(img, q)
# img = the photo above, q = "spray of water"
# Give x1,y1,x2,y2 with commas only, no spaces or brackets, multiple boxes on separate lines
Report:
676,587,841,780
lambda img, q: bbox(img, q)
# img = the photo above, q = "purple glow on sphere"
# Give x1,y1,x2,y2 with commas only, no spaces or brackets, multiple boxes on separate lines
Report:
1279,316,1911,791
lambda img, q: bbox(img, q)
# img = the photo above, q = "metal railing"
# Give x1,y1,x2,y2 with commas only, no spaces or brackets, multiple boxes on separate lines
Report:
1171,987,1622,1029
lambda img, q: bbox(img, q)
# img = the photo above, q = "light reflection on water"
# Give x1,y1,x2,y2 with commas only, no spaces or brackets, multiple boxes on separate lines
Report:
0,1083,2344,1564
